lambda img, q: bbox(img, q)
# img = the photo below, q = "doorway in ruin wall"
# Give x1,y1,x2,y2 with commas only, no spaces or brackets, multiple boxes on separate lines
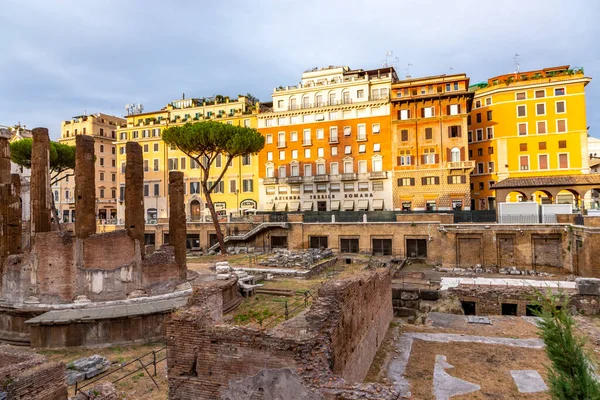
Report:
456,236,483,268
532,235,562,270
497,235,516,268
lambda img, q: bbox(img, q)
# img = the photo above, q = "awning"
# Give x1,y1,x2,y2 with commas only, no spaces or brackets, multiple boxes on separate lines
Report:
266,202,275,211
289,201,301,212
357,200,369,210
343,200,354,210
372,199,384,210
302,201,313,211
275,202,287,211
330,200,341,211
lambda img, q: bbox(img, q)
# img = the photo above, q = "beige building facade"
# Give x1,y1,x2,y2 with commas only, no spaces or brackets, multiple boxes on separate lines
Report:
55,113,125,223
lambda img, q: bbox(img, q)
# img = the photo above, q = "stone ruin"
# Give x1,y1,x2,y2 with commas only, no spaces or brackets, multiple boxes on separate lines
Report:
258,248,334,268
0,130,190,348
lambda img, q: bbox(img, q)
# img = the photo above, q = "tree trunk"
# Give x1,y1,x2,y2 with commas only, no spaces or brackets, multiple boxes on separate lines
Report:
205,191,227,255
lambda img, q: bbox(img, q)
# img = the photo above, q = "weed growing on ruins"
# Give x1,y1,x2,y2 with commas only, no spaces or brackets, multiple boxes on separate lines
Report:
234,308,273,324
533,290,600,400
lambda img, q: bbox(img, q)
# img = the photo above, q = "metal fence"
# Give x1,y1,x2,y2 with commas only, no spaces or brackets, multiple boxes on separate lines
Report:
498,214,539,224
303,211,398,223
453,210,497,223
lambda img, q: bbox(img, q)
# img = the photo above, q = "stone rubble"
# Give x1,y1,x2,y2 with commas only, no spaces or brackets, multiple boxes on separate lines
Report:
257,248,334,269
66,355,111,385
434,264,554,277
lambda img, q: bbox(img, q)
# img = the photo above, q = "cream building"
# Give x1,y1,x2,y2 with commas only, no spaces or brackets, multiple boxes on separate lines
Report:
55,113,125,223
1,124,32,221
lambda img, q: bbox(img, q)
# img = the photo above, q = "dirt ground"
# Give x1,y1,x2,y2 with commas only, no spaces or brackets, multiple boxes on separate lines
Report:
405,340,550,400
406,315,541,339
40,342,168,400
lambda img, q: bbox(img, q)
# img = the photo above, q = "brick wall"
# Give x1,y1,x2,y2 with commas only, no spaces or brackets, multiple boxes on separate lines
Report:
167,268,396,399
0,345,67,400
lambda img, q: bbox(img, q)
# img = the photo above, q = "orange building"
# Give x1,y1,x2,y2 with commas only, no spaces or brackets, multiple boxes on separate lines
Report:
257,66,397,212
391,74,474,211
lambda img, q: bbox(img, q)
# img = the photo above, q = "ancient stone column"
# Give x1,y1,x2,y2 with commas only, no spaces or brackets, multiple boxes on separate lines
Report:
125,142,145,256
75,135,96,238
0,137,10,262
169,171,187,279
7,174,22,255
30,128,51,236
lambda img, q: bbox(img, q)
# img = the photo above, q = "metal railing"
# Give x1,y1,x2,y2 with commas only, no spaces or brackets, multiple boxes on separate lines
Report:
73,347,166,398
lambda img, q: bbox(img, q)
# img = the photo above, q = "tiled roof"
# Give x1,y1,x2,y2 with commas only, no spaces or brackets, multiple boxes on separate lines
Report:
492,174,600,189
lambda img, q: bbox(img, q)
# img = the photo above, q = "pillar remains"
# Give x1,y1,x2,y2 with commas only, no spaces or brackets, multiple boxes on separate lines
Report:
0,137,11,262
30,128,51,236
125,142,145,256
169,171,187,279
75,135,96,238
7,174,22,255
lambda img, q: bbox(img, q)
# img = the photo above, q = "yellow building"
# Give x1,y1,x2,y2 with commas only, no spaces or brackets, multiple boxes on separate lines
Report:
56,113,125,223
115,95,259,227
468,66,591,210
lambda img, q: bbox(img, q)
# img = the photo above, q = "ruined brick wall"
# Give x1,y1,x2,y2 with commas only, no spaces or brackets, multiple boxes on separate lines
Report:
0,345,67,400
32,231,76,303
310,268,393,382
167,268,394,399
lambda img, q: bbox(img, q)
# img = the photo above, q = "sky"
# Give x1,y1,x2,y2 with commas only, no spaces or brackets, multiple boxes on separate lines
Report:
1,0,598,139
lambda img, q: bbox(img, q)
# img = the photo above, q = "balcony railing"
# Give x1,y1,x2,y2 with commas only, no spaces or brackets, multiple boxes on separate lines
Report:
263,177,278,184
287,176,303,183
447,161,475,169
368,171,387,179
302,140,312,146
329,136,339,144
277,141,286,148
313,174,329,182
341,173,357,181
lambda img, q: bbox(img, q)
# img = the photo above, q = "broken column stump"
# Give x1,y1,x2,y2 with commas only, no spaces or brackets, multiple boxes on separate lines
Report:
30,127,52,237
169,171,187,280
75,135,96,238
125,142,145,256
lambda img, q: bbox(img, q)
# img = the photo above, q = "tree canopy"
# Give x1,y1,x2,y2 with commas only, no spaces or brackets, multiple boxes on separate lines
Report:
10,138,76,184
162,121,265,253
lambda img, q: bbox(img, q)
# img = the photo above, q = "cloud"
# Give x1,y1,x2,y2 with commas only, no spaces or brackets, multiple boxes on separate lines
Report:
0,0,598,138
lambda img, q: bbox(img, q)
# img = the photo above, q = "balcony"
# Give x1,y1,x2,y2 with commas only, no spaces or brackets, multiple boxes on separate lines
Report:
447,161,475,170
329,136,339,144
302,140,312,146
263,177,278,184
313,174,329,182
287,176,303,183
368,171,387,179
277,141,286,148
341,173,358,181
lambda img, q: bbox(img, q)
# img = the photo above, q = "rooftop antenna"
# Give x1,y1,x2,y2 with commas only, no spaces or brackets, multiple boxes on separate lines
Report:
125,103,144,116
406,63,413,79
382,50,394,67
514,53,520,73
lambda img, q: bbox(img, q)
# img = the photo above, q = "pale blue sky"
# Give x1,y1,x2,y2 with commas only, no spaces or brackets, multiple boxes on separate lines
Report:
1,0,598,139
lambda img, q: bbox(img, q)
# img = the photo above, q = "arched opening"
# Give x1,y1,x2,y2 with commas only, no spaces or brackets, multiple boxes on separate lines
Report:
342,90,350,104
583,188,600,210
556,189,580,210
450,147,460,162
301,95,310,109
531,190,553,204
190,200,202,221
505,191,528,203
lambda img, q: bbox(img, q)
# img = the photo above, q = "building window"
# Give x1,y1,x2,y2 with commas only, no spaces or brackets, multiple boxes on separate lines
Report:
266,166,274,178
143,160,149,172
243,179,253,192
317,148,325,157
448,126,461,138
358,144,366,153
539,154,548,170
304,148,311,158
559,153,569,169
488,161,495,173
180,157,186,170
373,143,381,152
343,161,353,173
357,124,366,140
372,123,380,134
557,119,567,133
520,143,528,151
372,181,383,191
401,129,408,141
537,121,547,134
559,140,567,149
448,175,465,184
266,186,275,195
316,128,324,140
279,150,285,160
535,89,545,98
111,173,116,181
344,145,352,155
399,109,411,120
267,151,273,161
398,152,411,166
449,104,461,116
555,88,565,96
357,160,367,173
168,158,178,171
331,147,338,156
343,182,354,191
190,182,200,194
536,103,546,116
330,162,339,175
487,110,492,121
397,178,414,186
477,162,484,174
516,92,526,100
477,148,483,156
278,166,286,178
556,101,566,114
476,113,482,123
153,143,159,152
423,107,434,118
143,184,149,197
539,142,547,150
266,134,273,144
517,105,526,117
485,97,492,105
422,176,440,185
425,127,433,140
518,123,528,136
303,184,313,193
476,129,483,141
486,127,493,139
488,146,494,155
519,155,529,170
304,164,312,177
229,180,237,193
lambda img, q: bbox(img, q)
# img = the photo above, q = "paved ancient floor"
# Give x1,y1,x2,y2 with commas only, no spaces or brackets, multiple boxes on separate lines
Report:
386,318,549,399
